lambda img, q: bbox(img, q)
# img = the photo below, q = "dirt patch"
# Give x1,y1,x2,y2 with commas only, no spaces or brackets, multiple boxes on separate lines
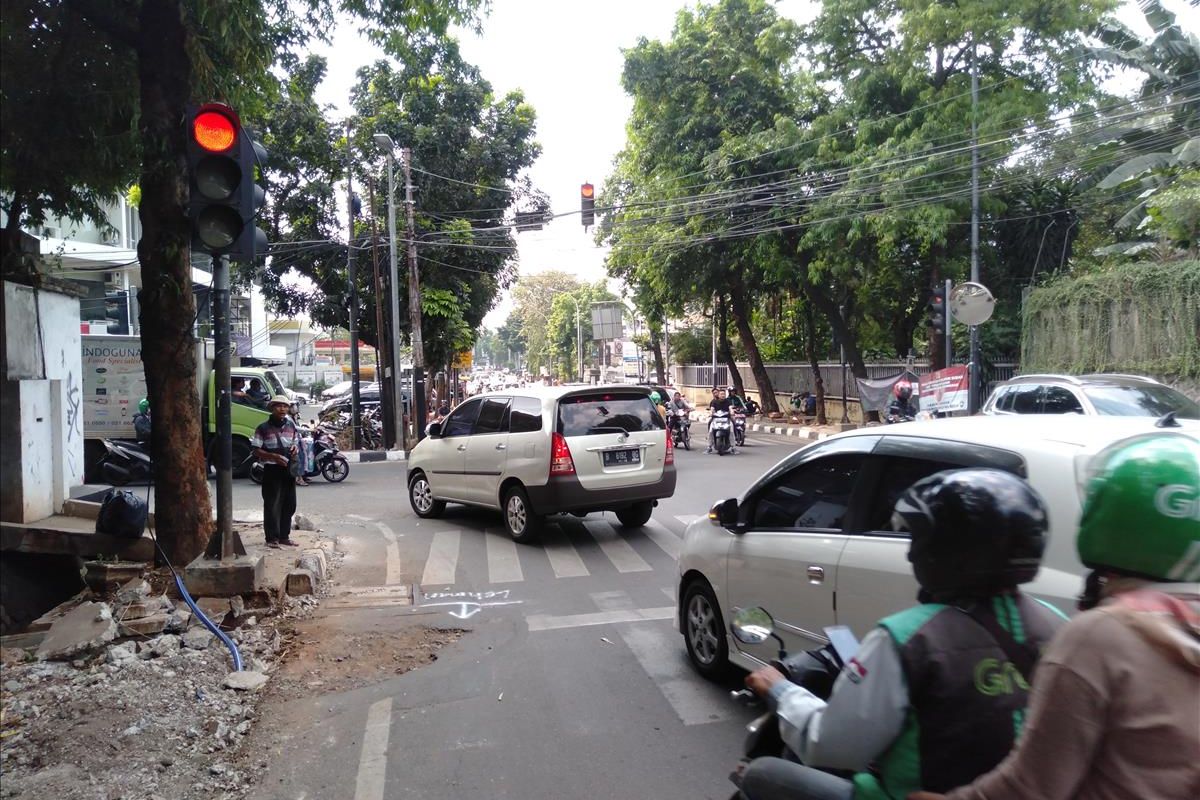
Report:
267,617,466,697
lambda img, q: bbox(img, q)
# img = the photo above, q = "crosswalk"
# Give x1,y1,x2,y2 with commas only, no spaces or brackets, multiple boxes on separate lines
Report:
407,515,699,588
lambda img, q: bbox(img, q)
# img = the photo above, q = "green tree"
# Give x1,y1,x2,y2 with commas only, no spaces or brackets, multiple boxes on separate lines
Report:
509,271,583,374
545,282,618,380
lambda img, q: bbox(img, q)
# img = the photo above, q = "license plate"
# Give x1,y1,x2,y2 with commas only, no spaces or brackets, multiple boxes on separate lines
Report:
603,448,641,467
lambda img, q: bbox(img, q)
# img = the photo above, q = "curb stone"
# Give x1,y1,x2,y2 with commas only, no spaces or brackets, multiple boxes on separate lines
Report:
340,450,406,463
747,422,829,441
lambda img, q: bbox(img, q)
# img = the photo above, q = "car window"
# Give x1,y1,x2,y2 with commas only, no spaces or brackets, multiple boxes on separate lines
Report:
442,398,482,437
510,396,543,433
992,386,1014,412
1010,385,1043,414
750,453,866,530
557,392,664,436
1082,385,1200,419
862,456,962,531
474,397,510,435
1042,386,1084,414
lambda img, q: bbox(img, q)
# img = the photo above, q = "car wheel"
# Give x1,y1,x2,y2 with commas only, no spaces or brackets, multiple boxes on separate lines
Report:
615,500,654,528
681,426,690,450
231,437,252,479
408,473,445,518
249,461,264,484
503,485,543,544
321,455,350,483
682,579,731,681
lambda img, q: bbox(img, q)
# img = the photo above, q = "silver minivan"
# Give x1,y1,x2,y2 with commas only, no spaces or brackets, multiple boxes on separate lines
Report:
406,385,677,542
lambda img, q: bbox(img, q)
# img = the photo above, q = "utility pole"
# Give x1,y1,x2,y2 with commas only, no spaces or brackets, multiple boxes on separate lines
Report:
403,147,426,441
346,121,361,449
839,304,850,425
969,41,982,414
711,294,718,389
368,176,395,448
204,254,245,560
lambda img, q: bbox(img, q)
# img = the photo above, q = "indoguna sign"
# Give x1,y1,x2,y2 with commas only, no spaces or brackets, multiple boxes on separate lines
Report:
81,335,147,438
918,366,970,413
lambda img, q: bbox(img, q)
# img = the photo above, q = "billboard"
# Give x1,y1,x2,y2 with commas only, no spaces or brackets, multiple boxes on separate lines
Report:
918,366,970,413
82,336,146,438
590,301,624,341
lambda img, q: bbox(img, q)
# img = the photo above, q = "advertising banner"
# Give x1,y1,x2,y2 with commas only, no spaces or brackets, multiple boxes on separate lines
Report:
918,366,970,413
82,336,145,438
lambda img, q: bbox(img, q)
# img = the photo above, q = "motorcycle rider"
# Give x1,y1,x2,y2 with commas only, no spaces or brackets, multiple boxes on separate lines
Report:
650,391,668,424
740,468,1066,800
132,398,152,445
911,433,1200,800
888,380,918,420
707,387,736,454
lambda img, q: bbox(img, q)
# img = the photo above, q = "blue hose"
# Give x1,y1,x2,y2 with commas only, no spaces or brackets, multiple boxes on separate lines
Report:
173,572,243,672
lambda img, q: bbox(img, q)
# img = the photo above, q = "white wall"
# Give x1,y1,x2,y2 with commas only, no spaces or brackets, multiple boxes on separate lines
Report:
2,281,85,522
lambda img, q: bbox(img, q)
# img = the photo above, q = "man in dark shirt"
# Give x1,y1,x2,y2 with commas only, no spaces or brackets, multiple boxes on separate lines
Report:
707,387,736,454
251,396,300,548
246,378,270,408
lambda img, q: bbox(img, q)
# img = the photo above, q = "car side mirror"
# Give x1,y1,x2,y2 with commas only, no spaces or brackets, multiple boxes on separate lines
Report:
708,497,740,531
427,422,442,438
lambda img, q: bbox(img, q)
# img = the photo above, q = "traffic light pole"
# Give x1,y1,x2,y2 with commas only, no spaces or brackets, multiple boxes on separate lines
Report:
403,148,427,443
944,277,953,369
205,254,244,561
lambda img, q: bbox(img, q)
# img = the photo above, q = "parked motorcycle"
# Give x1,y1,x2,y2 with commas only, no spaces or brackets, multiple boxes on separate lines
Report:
98,438,153,485
710,409,733,455
732,408,747,447
726,607,859,799
668,408,692,450
250,425,350,484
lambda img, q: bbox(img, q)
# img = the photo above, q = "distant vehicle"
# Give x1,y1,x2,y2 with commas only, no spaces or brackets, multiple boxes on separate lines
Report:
981,373,1199,419
321,380,355,400
282,386,306,406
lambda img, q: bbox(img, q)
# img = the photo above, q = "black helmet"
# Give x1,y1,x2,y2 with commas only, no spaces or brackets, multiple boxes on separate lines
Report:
893,469,1048,599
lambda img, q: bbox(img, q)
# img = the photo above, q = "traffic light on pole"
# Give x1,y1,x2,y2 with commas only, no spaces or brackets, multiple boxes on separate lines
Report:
581,182,595,228
186,103,268,262
928,285,946,330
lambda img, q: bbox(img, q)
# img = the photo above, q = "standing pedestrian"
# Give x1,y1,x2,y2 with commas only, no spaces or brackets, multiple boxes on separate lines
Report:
252,396,301,548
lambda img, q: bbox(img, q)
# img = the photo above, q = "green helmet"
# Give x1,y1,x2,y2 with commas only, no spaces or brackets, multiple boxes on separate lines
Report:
1077,433,1200,582
138,398,150,414
649,391,662,404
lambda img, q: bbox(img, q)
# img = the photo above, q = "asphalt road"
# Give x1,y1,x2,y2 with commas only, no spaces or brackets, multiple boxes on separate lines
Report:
242,428,809,800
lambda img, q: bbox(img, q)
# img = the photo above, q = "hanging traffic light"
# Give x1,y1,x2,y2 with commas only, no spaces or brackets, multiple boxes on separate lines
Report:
581,182,595,228
928,285,946,330
186,103,268,262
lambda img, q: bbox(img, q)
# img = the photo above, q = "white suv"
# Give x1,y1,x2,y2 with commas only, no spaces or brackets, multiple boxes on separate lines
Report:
407,385,677,542
676,415,1200,679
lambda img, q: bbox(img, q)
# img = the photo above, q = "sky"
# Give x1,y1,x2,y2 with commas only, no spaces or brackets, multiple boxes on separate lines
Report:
309,0,1195,330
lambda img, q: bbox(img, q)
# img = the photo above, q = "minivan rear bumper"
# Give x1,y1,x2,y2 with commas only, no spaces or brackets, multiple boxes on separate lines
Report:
525,465,677,515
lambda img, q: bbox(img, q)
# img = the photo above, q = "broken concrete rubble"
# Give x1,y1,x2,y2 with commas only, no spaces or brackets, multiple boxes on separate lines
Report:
35,601,117,661
291,512,317,531
181,627,215,650
222,670,268,692
116,577,151,603
82,560,145,593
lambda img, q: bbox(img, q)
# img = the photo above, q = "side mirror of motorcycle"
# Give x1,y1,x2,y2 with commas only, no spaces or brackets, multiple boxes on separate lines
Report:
708,497,740,531
427,422,442,438
731,607,776,645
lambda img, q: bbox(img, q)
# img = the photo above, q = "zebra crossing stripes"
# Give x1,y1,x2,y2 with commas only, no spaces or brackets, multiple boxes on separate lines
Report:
643,519,682,560
542,526,591,579
420,530,461,587
485,531,524,583
584,520,653,573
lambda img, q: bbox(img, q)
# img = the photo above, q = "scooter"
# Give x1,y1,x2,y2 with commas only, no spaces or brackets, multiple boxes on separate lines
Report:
726,607,859,798
669,408,692,450
98,438,153,485
249,425,350,484
711,410,733,455
732,408,747,447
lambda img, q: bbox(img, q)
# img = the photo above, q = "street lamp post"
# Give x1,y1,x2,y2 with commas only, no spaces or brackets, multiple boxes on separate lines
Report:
373,133,406,451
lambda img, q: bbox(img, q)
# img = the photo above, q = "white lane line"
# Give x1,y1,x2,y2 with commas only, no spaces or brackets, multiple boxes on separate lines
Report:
373,522,403,586
527,606,675,632
353,697,393,800
643,519,681,561
486,531,524,584
619,624,734,726
585,520,652,573
591,590,634,612
420,530,461,587
674,514,703,528
543,526,589,579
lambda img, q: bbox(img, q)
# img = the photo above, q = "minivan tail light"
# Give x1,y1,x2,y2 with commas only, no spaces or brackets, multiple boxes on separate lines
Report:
550,432,576,476
664,429,674,465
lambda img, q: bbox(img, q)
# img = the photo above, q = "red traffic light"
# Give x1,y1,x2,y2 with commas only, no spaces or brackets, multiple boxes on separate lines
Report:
193,107,238,153
581,183,594,198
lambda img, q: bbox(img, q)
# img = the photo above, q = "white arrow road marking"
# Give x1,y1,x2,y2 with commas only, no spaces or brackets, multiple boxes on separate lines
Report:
353,697,392,800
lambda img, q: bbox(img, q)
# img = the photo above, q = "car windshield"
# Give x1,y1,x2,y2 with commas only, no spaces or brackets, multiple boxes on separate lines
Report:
1083,385,1200,419
265,371,286,396
557,393,664,436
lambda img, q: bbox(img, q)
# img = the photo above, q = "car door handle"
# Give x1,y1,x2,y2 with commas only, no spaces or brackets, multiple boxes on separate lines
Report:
495,443,507,451
806,565,825,584
457,444,467,451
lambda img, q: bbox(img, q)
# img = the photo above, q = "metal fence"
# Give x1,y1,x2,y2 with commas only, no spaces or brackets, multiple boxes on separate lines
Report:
675,361,1019,401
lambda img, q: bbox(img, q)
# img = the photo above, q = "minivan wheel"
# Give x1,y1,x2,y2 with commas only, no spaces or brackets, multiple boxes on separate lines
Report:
408,473,445,518
682,579,731,681
615,501,654,528
503,485,543,544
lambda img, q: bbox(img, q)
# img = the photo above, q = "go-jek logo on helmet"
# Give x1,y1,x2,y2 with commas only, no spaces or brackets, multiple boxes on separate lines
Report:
1154,485,1200,521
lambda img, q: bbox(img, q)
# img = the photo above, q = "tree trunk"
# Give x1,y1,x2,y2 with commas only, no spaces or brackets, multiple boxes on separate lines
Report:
728,272,779,413
717,296,744,397
926,262,946,370
800,276,876,422
804,302,827,425
135,0,212,565
648,325,666,385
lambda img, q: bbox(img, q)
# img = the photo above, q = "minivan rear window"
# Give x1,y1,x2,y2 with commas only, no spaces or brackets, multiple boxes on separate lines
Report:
557,393,664,437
